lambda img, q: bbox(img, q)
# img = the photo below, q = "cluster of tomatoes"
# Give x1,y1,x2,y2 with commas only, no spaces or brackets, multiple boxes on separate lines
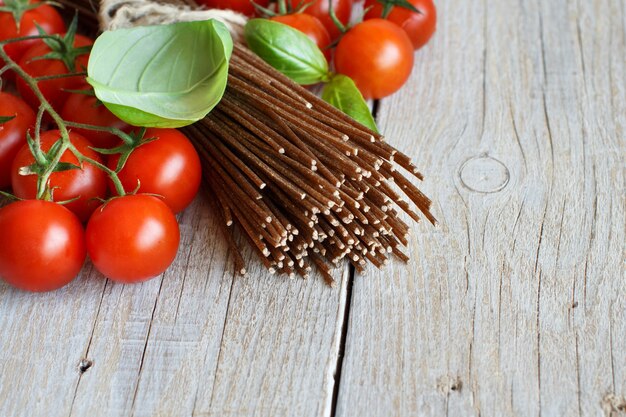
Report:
0,1,202,292
200,0,437,99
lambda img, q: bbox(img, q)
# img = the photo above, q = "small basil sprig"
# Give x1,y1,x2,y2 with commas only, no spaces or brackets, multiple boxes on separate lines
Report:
87,20,232,128
244,18,378,132
245,19,330,85
322,75,379,133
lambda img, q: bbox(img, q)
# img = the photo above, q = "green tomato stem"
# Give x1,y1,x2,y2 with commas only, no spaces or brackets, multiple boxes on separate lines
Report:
31,107,47,165
0,34,65,45
3,50,72,199
327,0,347,34
67,143,126,197
33,71,87,81
0,64,11,78
64,120,136,145
277,0,286,14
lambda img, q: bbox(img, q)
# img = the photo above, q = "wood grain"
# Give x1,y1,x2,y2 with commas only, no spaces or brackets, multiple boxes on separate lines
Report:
335,0,626,416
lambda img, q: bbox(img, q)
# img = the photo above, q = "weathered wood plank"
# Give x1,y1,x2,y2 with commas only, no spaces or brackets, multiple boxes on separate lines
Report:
335,0,626,416
193,264,348,417
0,266,106,417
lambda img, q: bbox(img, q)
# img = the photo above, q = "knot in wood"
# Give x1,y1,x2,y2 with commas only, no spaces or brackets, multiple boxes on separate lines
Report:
459,155,510,194
78,358,93,373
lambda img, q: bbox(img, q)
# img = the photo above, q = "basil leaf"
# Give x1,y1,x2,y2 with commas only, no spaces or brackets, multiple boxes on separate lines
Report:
87,20,232,128
322,74,379,133
244,19,329,85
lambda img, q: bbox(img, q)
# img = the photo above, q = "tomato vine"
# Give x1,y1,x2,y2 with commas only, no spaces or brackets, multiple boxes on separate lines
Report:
0,22,135,199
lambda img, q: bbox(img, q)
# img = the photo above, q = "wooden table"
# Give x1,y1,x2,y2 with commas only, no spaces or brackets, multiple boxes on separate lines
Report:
1,0,625,416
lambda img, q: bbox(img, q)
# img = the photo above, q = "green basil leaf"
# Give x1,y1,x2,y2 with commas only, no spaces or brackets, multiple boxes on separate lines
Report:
322,74,379,133
244,19,329,85
86,20,232,128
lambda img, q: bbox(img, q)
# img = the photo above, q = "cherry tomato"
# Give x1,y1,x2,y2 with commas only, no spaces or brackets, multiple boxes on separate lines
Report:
195,0,270,17
364,0,436,50
271,14,332,62
334,19,414,99
288,0,352,40
0,0,65,65
11,130,108,222
107,128,201,213
0,92,35,188
86,194,180,283
16,33,92,112
0,199,86,292
61,90,130,149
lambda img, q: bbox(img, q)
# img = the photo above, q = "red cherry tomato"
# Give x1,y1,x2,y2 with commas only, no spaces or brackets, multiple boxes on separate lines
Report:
86,194,180,283
0,1,66,65
61,91,130,149
195,0,270,17
0,92,35,188
0,199,86,292
16,33,92,112
107,128,201,213
11,130,108,222
271,14,332,62
364,0,436,50
287,0,352,40
334,19,414,99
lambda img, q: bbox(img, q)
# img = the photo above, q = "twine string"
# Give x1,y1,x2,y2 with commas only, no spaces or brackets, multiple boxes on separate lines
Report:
98,0,248,39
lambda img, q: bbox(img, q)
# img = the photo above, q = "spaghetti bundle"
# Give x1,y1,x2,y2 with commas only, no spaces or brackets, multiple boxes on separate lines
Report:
184,45,434,284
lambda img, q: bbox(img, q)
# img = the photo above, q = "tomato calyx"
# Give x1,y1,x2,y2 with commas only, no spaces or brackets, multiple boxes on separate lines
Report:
31,16,91,73
63,85,108,108
0,0,55,32
22,133,80,174
374,0,422,19
64,86,97,98
0,115,16,124
90,127,156,172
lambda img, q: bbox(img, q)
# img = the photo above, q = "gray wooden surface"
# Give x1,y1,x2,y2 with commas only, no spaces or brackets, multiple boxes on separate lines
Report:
1,0,625,416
